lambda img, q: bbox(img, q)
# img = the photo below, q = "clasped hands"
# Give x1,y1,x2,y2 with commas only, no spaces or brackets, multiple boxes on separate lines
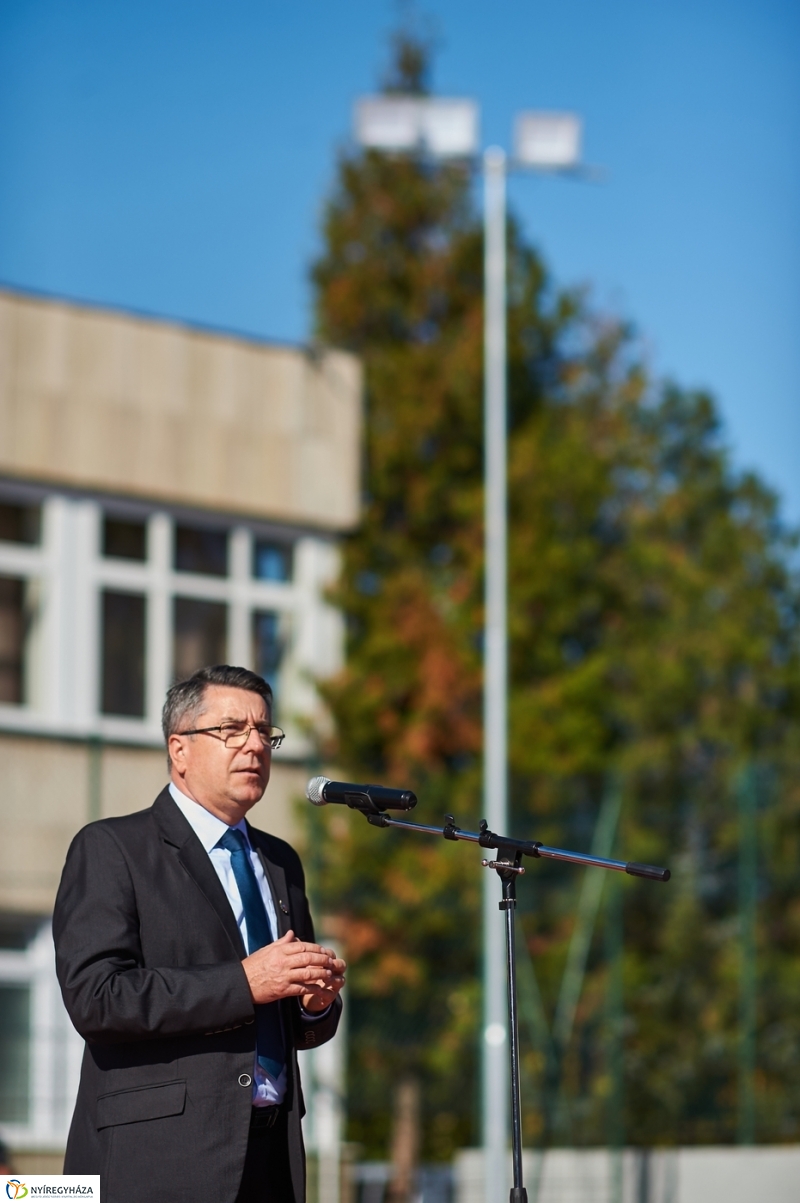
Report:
242,930,346,1013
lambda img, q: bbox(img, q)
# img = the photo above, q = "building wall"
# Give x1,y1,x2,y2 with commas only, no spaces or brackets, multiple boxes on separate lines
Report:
0,289,362,532
0,288,359,1157
0,732,309,916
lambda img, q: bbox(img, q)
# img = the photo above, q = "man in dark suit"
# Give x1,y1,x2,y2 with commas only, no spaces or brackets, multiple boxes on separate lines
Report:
53,665,345,1203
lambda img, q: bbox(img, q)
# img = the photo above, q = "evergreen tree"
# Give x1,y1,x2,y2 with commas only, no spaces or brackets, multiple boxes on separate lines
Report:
309,34,800,1158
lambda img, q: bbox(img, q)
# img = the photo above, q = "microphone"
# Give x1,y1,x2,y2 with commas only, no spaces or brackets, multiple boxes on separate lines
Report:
306,776,417,812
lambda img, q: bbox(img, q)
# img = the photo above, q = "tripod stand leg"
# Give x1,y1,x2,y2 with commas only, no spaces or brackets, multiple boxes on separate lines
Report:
501,869,528,1203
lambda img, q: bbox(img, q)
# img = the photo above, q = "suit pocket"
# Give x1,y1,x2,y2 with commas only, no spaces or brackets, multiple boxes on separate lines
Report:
97,1080,186,1129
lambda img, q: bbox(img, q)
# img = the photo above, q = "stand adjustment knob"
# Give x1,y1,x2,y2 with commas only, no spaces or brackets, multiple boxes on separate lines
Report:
481,859,525,874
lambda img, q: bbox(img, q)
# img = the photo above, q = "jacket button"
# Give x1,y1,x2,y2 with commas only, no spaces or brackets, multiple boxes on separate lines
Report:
238,1074,252,1087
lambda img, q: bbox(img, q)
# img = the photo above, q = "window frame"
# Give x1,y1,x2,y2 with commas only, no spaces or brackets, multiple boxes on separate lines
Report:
0,500,46,713
0,489,338,757
0,921,83,1150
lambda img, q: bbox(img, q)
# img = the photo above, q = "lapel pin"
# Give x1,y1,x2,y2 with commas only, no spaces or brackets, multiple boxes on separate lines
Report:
279,900,290,915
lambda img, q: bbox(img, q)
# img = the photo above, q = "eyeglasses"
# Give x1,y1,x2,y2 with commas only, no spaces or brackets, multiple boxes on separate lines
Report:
177,722,285,750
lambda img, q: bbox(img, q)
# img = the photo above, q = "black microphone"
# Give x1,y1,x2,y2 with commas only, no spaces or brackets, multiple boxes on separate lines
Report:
306,776,417,812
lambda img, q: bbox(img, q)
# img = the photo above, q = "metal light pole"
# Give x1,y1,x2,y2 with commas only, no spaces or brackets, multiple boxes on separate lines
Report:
353,99,586,1203
482,145,509,1203
481,115,584,1203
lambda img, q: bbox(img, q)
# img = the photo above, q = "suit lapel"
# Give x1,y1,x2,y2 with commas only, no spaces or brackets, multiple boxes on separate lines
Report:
152,789,246,958
250,833,292,939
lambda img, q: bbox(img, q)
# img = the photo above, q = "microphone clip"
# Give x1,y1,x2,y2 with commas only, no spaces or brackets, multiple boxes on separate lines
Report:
343,790,387,816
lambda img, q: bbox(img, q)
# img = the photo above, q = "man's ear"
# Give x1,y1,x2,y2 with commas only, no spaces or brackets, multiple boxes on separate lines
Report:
168,733,188,773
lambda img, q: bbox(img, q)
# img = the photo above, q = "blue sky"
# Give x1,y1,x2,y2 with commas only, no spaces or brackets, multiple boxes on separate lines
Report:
1,0,798,519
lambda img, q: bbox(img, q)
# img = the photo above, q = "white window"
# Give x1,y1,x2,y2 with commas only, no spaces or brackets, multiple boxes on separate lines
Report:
0,497,44,709
0,486,343,757
0,919,82,1151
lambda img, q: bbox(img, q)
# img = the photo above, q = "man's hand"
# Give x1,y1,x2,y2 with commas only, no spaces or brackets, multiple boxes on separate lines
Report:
301,954,347,1013
242,930,346,1008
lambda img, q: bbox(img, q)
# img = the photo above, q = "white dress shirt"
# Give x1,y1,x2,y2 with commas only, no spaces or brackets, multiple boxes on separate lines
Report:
168,781,286,1106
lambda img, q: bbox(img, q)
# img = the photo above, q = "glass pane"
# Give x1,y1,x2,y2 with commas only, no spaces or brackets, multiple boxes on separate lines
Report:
0,985,30,1123
103,517,147,561
0,502,41,546
252,610,286,716
0,576,25,703
173,598,227,681
101,591,146,717
253,540,293,582
174,525,228,576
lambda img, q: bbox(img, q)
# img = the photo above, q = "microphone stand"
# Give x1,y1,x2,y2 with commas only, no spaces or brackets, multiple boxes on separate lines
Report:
351,802,670,1203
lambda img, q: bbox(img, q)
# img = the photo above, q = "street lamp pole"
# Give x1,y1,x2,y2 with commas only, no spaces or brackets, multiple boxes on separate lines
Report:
482,144,510,1203
481,116,585,1203
354,99,586,1203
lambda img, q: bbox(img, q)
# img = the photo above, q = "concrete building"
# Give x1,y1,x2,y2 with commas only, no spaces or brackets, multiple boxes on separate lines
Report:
0,287,360,1166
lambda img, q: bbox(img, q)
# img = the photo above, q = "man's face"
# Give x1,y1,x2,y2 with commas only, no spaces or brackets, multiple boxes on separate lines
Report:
169,685,272,820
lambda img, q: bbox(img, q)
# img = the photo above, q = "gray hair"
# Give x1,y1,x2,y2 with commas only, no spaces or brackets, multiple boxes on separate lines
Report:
162,665,273,768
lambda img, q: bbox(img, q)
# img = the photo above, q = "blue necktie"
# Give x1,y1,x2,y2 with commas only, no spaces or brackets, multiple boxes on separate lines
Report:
217,827,285,1079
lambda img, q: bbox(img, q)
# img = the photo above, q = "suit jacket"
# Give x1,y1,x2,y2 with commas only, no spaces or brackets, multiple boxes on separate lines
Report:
53,787,341,1203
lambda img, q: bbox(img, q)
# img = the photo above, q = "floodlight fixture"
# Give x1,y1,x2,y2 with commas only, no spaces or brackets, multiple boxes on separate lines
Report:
355,97,419,151
514,111,582,170
354,95,479,158
420,98,479,157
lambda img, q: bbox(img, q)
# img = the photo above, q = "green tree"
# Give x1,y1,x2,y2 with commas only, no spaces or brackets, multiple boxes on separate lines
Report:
309,35,800,1159
310,47,488,1156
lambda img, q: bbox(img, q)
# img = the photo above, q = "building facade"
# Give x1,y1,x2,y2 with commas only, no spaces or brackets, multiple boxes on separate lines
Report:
0,288,361,1161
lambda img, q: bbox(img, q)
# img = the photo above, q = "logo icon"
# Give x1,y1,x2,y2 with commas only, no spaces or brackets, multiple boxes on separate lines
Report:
5,1182,28,1200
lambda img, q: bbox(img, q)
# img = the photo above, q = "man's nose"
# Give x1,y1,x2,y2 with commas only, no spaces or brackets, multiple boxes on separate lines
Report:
243,727,270,754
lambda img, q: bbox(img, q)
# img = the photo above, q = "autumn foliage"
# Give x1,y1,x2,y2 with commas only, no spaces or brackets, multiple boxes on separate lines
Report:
307,46,800,1159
